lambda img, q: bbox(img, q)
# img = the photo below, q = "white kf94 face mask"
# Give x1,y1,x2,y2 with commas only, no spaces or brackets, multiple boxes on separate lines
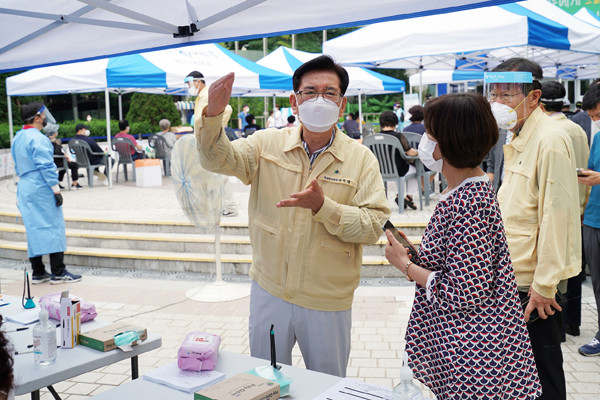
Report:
490,102,518,130
296,96,341,133
418,134,444,173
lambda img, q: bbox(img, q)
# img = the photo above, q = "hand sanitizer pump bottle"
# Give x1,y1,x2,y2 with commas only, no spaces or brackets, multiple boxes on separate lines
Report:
33,301,57,365
392,352,423,400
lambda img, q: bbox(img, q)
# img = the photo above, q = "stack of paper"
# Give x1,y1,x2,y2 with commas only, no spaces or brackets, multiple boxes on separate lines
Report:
5,308,40,325
143,362,225,393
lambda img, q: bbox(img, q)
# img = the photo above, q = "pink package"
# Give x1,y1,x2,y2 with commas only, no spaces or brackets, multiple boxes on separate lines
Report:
39,292,97,322
177,331,221,371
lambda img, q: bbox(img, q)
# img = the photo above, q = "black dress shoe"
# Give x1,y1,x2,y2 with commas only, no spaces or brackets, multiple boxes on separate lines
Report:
404,195,417,210
58,184,65,189
566,326,580,336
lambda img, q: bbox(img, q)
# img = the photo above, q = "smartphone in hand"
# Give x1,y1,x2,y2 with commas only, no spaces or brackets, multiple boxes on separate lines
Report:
577,168,586,176
383,220,420,265
521,292,564,324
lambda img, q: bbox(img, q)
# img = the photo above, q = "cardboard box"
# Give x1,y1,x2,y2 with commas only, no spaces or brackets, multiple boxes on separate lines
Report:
60,290,80,349
194,373,280,400
78,322,147,352
135,159,162,187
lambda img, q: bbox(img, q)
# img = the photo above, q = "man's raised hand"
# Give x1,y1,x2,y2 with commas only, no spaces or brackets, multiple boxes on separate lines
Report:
206,73,235,117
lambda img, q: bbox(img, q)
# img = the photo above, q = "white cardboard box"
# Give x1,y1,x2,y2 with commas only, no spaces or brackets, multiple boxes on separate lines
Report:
135,159,162,187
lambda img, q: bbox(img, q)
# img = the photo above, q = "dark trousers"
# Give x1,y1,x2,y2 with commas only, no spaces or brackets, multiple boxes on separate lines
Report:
519,291,566,400
583,225,600,341
30,252,65,276
58,161,79,184
131,152,145,161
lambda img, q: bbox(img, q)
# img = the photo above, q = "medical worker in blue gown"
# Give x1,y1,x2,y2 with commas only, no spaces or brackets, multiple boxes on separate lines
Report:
11,102,81,285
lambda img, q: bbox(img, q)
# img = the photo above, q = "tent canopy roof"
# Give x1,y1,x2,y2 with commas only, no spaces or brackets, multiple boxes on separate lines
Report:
6,43,292,96
0,0,519,72
323,0,600,71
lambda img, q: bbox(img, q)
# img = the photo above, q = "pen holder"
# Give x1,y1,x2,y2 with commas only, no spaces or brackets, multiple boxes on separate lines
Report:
24,297,36,309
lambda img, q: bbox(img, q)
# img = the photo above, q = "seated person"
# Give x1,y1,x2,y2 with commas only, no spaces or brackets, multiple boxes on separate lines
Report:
379,110,419,210
342,112,361,139
114,119,145,161
286,115,296,127
46,124,82,189
156,118,177,157
403,105,426,135
243,114,261,136
74,123,110,182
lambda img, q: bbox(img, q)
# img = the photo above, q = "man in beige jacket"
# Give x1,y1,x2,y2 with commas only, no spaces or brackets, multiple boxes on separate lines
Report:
195,56,390,377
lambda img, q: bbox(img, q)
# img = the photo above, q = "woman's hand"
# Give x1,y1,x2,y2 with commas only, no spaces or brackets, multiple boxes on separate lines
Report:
385,230,410,271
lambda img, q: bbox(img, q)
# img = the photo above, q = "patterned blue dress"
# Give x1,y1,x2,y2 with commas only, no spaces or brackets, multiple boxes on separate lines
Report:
405,177,542,399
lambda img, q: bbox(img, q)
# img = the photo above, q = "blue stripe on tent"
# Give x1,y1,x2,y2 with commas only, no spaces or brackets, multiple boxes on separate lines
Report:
452,70,484,81
499,2,570,50
214,44,293,90
361,68,405,92
281,48,304,71
106,54,166,88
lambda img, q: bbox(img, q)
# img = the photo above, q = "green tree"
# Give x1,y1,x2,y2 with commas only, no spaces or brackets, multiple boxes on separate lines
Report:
126,93,180,129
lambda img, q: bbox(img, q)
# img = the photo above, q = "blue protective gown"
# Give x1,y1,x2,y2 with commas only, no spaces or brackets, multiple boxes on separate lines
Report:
11,127,66,257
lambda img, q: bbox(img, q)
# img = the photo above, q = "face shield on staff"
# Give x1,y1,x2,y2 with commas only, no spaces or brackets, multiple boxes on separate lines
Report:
483,71,537,132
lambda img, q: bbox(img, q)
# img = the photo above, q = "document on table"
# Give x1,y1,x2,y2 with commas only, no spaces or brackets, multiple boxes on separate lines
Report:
312,378,393,400
5,308,40,325
143,361,225,393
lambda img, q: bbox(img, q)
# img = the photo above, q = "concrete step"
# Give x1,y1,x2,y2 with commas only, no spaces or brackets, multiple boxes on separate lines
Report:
0,222,422,256
0,239,405,278
0,212,429,237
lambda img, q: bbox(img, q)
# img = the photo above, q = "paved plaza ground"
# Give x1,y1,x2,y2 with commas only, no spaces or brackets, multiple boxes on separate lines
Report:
0,175,599,399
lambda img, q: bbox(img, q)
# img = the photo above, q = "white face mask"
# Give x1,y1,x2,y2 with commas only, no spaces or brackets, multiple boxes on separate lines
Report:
188,85,199,97
296,96,341,133
490,102,517,130
418,134,444,173
85,129,90,136
592,119,600,132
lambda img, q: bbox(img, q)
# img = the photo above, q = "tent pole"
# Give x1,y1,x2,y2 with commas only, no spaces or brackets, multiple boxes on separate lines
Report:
118,92,123,120
105,89,113,190
8,95,16,183
358,91,363,135
575,79,581,105
419,70,423,105
215,224,222,282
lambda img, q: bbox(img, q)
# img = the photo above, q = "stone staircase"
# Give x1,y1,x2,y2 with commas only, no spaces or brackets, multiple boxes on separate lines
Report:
0,211,427,278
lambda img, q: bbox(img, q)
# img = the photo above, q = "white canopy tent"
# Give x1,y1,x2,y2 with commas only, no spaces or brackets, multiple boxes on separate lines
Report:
257,46,406,131
0,0,519,73
6,43,292,188
324,0,600,101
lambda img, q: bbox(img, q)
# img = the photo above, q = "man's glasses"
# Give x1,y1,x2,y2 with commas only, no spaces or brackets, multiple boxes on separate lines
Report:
295,90,342,103
487,92,523,103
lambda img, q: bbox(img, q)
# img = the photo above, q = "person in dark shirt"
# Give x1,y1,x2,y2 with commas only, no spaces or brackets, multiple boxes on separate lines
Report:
46,124,82,189
342,112,361,139
243,114,262,136
74,123,109,182
403,105,426,135
379,111,418,210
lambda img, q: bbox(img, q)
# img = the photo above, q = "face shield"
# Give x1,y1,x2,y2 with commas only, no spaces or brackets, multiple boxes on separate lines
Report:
483,71,533,130
184,76,201,97
36,105,57,127
42,122,59,137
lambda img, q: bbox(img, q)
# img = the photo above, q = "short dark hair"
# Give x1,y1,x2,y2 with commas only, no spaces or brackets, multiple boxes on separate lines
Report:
379,110,398,128
245,114,255,124
21,101,44,123
408,105,424,122
0,315,14,394
292,55,349,95
492,57,543,98
541,81,565,112
287,115,296,123
582,84,600,111
118,119,129,131
424,93,498,169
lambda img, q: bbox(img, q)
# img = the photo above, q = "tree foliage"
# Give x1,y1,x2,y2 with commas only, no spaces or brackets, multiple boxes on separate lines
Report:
126,92,180,127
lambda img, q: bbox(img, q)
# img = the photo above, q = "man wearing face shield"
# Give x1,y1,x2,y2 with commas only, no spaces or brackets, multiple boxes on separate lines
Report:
11,102,82,285
194,56,390,377
185,70,237,216
486,59,580,400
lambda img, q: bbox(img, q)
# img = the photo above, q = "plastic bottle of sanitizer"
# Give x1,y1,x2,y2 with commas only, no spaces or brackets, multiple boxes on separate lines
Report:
392,353,423,400
33,301,57,365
